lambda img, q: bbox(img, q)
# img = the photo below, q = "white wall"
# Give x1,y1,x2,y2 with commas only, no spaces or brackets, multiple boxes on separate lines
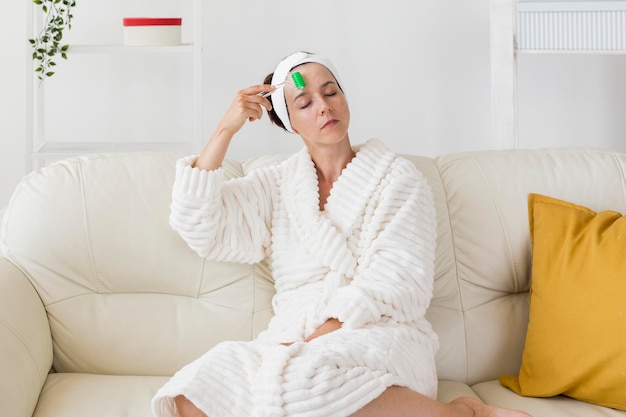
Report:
517,53,626,150
1,2,27,211
198,1,494,159
3,0,626,209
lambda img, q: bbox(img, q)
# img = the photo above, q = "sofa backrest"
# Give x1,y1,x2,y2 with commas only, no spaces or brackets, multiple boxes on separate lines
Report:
2,148,625,384
0,153,278,376
413,148,626,385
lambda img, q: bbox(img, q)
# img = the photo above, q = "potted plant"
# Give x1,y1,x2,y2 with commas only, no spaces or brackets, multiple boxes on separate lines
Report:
29,0,76,81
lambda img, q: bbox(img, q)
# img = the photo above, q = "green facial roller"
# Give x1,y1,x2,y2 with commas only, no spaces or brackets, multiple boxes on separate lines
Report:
261,71,306,97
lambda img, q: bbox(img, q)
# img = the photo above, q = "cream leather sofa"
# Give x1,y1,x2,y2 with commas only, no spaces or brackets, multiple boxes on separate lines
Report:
2,147,626,417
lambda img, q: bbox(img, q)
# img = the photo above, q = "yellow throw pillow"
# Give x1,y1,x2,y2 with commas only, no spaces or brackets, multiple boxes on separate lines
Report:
500,193,626,411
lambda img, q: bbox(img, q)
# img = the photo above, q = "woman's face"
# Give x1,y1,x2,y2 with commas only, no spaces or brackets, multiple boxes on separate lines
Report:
283,63,350,146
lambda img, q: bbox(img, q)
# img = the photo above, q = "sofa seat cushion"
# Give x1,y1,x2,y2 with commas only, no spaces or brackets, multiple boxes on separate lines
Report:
32,374,169,417
473,381,626,416
31,377,495,416
437,380,482,402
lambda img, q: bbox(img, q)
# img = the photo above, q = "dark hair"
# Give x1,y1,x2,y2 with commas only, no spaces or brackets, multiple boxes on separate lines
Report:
263,72,288,131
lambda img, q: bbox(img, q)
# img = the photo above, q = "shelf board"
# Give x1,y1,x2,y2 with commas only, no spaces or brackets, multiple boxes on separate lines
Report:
32,141,195,159
67,44,195,54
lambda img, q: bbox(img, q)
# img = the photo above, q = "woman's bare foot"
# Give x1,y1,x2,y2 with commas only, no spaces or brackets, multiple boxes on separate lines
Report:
450,397,532,417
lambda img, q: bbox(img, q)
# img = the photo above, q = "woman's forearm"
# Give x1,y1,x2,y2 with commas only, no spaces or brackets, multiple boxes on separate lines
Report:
192,126,234,171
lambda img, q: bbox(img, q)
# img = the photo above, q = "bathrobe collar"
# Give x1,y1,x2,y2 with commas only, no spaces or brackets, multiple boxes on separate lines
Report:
283,139,396,278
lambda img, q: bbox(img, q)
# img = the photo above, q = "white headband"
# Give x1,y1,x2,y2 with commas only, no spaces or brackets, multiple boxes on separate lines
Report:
270,52,344,133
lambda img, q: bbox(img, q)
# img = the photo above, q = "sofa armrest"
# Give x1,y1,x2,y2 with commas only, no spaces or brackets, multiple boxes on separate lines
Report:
0,256,53,417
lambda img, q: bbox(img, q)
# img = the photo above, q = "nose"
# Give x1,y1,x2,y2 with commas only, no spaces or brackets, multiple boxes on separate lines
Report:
319,98,332,115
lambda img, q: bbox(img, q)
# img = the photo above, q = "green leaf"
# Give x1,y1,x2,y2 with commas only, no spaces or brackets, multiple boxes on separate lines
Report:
30,0,74,81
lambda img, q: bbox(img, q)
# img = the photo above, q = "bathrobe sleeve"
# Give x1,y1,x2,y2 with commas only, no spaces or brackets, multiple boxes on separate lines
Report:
168,155,276,263
321,162,437,329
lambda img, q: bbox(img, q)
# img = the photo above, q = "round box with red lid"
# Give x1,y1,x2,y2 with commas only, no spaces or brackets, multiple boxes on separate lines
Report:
123,18,182,46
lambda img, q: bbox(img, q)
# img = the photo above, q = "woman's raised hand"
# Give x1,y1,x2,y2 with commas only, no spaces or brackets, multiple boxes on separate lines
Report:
217,85,276,135
193,84,275,171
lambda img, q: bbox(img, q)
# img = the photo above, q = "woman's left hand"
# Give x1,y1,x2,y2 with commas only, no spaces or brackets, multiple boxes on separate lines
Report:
280,318,343,346
304,318,343,342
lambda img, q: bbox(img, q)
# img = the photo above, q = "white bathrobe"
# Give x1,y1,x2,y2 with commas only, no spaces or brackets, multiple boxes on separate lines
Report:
152,139,439,417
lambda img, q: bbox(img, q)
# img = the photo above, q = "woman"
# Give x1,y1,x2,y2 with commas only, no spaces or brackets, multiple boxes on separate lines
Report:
152,51,530,417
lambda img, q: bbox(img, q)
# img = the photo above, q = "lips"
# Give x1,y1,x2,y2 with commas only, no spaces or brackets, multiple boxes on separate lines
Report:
322,119,339,129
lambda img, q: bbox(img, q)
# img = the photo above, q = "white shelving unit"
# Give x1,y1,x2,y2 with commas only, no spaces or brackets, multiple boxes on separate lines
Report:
25,0,202,171
490,0,626,149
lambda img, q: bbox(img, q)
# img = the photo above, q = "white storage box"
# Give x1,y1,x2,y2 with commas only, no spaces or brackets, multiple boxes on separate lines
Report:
123,17,182,46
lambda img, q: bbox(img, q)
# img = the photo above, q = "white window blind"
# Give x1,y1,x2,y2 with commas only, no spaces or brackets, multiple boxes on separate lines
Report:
517,0,626,50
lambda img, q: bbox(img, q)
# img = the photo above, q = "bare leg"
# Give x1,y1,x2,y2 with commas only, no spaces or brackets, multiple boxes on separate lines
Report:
351,386,532,417
173,387,532,417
